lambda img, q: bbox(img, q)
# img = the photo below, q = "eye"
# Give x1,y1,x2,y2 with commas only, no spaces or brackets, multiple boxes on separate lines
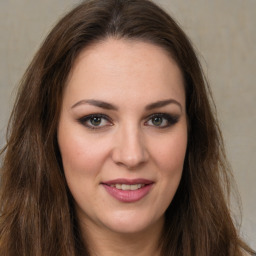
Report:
78,114,113,129
145,113,179,128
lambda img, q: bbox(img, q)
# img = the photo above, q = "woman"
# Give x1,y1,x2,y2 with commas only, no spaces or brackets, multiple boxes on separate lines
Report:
0,0,254,255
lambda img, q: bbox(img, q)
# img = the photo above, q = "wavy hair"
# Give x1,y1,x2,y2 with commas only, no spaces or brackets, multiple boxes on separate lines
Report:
0,0,254,255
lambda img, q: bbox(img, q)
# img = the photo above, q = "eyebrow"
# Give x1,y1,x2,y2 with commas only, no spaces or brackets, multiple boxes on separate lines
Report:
71,98,182,111
71,99,118,110
145,99,182,111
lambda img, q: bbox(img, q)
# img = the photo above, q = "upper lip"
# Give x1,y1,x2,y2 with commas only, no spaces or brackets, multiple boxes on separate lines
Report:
102,178,154,185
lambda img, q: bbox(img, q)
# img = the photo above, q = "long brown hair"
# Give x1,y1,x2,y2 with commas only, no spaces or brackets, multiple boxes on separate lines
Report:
0,0,254,255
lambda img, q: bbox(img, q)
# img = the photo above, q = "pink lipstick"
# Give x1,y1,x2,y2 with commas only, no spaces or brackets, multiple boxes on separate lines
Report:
101,178,154,203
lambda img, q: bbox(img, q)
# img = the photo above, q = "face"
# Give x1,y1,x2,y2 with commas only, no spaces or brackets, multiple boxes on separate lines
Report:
58,38,187,236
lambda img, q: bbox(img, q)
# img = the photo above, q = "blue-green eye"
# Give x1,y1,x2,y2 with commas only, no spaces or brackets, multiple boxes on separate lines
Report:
150,116,166,126
90,116,103,126
78,114,112,129
145,113,179,128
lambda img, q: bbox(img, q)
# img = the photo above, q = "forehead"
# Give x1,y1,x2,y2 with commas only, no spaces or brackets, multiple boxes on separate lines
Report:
64,38,185,108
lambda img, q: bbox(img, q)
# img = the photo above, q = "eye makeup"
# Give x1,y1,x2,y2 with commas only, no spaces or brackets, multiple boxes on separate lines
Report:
77,114,113,130
144,113,180,129
77,112,180,131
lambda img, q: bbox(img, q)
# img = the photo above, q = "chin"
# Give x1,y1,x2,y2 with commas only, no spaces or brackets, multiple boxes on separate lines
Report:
100,210,164,235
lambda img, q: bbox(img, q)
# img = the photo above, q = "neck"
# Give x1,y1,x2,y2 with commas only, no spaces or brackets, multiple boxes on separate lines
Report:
80,218,164,256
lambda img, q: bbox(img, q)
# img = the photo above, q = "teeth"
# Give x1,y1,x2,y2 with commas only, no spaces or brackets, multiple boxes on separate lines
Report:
110,184,145,190
122,184,129,190
116,184,122,189
130,184,139,190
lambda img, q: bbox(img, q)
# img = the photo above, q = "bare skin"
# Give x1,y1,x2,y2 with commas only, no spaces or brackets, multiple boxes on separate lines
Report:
58,38,187,256
82,214,164,256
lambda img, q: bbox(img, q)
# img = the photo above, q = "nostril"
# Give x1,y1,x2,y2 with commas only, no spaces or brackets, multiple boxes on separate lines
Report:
112,150,148,169
111,130,149,168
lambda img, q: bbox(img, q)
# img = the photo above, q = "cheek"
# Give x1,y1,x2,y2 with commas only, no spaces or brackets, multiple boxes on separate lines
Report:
151,128,187,199
58,131,108,202
153,132,187,175
58,128,109,170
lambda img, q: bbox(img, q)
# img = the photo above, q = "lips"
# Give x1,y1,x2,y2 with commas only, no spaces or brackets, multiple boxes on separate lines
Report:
101,178,154,202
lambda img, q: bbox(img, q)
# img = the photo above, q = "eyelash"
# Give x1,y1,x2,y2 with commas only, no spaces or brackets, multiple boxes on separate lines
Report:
145,113,179,128
78,113,179,130
78,114,113,130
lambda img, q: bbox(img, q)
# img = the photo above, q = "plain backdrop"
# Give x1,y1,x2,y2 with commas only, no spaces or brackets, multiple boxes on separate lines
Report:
0,0,255,249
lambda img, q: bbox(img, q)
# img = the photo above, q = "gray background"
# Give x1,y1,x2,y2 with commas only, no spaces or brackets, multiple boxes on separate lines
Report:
0,0,255,249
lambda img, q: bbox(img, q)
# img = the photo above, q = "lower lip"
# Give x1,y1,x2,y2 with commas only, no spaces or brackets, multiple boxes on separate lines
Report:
102,184,153,203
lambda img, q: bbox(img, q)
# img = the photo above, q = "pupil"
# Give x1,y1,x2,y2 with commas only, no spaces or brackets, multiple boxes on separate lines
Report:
153,117,162,126
91,117,101,126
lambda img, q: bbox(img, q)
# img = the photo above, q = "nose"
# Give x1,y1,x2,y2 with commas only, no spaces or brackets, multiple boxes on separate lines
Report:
111,125,149,169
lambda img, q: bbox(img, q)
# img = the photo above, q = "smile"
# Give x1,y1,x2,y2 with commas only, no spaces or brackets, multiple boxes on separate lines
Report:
109,184,145,190
102,179,154,202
